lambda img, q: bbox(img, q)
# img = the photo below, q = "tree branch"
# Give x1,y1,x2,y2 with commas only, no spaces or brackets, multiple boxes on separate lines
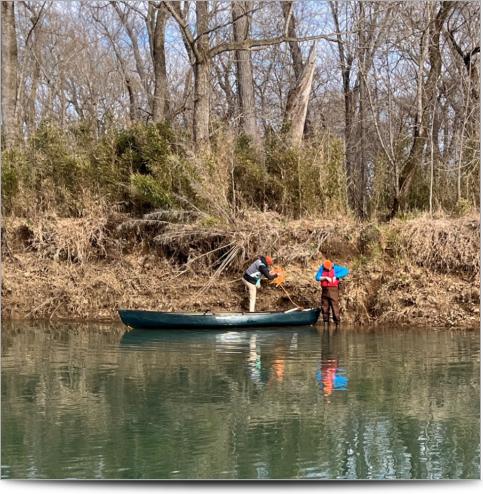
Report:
210,32,338,57
192,5,261,45
161,0,199,61
282,1,294,37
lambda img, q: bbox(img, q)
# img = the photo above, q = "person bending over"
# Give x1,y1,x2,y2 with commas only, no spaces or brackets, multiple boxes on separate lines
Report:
242,256,278,312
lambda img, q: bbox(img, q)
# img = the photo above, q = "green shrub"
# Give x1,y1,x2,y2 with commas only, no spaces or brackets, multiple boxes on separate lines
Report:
264,133,346,217
129,173,172,209
2,119,475,220
232,135,270,208
1,150,19,213
454,198,473,216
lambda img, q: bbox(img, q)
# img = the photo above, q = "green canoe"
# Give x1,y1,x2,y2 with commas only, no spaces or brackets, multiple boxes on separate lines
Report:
118,308,320,330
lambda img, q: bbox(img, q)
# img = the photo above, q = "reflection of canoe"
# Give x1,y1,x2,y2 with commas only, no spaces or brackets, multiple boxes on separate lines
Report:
120,327,306,346
118,308,320,330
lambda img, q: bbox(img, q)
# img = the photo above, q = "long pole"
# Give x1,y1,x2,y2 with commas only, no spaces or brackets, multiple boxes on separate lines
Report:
278,284,300,308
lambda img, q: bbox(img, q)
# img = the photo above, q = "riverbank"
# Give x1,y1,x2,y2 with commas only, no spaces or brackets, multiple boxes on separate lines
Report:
1,210,480,328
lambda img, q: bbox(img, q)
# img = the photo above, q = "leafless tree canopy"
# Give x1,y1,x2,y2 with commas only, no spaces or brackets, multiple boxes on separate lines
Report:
1,0,480,219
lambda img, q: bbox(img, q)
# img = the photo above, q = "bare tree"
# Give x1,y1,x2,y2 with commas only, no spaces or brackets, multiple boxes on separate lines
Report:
330,0,357,211
281,1,304,78
283,43,316,147
91,6,140,122
20,2,47,134
281,0,314,134
392,1,454,216
2,0,479,217
163,0,336,151
1,0,18,147
147,2,169,123
232,0,259,147
111,2,151,110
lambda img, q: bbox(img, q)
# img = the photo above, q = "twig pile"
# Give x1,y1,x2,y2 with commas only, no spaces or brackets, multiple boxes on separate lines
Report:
392,214,480,278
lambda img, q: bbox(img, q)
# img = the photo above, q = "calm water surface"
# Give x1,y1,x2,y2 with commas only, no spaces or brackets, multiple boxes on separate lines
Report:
1,322,480,479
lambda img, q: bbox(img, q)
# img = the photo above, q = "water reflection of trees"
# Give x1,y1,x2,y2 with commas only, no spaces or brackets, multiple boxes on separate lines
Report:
2,324,480,479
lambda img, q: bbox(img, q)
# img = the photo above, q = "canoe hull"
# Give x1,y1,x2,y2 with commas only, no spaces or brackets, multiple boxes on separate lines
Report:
118,308,320,330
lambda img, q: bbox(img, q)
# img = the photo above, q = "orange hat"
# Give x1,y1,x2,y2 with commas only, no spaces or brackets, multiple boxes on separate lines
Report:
265,255,273,266
323,259,333,269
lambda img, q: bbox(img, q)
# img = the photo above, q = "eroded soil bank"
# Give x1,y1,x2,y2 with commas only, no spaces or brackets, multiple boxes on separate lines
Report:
1,211,480,328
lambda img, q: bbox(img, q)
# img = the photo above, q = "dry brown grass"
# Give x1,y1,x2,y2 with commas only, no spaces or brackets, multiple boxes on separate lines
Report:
153,211,361,274
372,265,480,327
4,202,120,264
389,213,480,278
1,210,479,327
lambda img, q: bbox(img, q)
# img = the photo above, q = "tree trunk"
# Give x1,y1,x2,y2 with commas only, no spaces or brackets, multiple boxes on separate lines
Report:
283,44,316,147
214,58,237,120
356,2,368,219
125,76,138,123
232,0,259,147
1,1,18,147
111,2,151,108
342,67,356,210
330,1,357,212
392,1,453,215
281,1,304,78
151,5,169,123
26,37,40,134
20,4,44,135
193,1,210,151
193,60,210,150
282,1,313,135
358,79,366,219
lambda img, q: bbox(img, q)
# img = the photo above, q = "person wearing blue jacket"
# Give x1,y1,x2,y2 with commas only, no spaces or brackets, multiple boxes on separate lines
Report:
315,259,350,328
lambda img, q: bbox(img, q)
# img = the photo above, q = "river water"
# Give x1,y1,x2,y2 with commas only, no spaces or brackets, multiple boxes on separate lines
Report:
1,322,480,480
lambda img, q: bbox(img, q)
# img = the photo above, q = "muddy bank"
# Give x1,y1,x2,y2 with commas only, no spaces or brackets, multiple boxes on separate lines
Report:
1,211,480,328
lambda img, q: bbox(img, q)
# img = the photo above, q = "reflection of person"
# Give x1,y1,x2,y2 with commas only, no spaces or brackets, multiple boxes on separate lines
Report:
271,357,285,382
248,333,297,387
316,357,348,396
316,332,348,396
315,259,349,329
267,341,288,384
319,358,338,396
248,335,262,384
242,256,278,312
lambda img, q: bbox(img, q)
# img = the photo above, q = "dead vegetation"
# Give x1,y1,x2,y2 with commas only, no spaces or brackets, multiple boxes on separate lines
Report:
4,202,119,264
389,214,480,278
1,210,480,328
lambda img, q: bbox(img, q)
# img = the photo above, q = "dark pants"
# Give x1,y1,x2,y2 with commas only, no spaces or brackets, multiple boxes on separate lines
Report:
321,287,340,323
